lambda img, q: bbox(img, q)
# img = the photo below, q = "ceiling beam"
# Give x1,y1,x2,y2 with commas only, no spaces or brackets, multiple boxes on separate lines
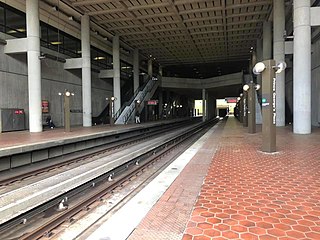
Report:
72,0,117,7
87,8,126,16
127,2,171,11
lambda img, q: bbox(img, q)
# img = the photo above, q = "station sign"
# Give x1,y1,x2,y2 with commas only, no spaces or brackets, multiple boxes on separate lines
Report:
147,100,158,105
225,97,237,103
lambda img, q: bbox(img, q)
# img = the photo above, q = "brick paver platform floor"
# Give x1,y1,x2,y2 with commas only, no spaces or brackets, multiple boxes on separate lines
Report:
183,117,320,240
129,116,320,240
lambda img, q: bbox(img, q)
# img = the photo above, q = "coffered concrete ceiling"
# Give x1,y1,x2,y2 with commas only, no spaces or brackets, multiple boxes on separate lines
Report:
63,0,273,66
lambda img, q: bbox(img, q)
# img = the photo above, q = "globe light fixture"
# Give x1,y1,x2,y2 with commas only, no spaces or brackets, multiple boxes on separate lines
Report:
253,62,266,75
243,84,250,91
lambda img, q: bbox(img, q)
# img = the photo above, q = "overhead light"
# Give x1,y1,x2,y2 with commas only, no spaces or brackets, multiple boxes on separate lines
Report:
38,53,46,60
240,93,243,97
253,62,266,75
65,91,71,97
94,56,106,60
255,84,261,91
7,28,26,34
243,84,250,91
51,41,63,45
250,46,254,50
274,62,287,74
121,66,132,69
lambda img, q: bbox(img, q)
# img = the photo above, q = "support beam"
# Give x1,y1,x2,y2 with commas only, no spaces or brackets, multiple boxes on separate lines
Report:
293,0,311,134
274,0,285,127
26,0,42,132
64,58,82,70
4,38,27,54
81,15,92,127
113,34,121,114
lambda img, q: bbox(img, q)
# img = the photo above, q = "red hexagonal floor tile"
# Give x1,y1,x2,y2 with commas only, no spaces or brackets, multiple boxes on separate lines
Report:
240,232,259,240
185,227,203,235
222,231,239,239
203,229,221,237
286,230,306,239
267,228,286,237
214,224,230,231
197,222,213,230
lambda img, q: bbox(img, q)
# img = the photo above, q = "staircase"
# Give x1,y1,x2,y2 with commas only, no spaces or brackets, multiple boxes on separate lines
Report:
114,77,159,124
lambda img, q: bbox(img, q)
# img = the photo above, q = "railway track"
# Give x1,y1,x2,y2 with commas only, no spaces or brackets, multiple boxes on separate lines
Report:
0,120,194,187
0,119,219,240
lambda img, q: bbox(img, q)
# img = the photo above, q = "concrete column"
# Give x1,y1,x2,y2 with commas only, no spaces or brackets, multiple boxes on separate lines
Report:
206,91,209,120
113,34,121,114
274,0,286,127
26,0,42,132
133,48,139,92
263,21,273,60
256,39,263,91
81,15,92,127
293,0,311,134
202,89,206,122
148,59,153,77
158,65,163,119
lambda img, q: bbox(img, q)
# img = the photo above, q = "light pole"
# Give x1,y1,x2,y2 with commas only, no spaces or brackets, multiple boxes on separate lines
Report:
239,93,244,123
243,91,248,127
253,60,286,153
243,83,261,134
58,90,75,132
107,96,116,125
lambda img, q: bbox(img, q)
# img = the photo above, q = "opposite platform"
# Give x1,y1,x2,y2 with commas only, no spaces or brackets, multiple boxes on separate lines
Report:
0,118,188,171
128,116,320,240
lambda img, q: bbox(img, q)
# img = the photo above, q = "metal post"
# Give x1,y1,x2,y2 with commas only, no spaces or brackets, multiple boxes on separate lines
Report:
248,83,256,133
261,60,276,152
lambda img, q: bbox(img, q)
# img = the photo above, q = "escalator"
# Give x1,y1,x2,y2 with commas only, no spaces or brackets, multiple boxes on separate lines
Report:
92,103,110,125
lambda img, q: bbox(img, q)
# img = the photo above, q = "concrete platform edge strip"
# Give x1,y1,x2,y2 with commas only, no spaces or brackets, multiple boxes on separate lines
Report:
85,123,221,240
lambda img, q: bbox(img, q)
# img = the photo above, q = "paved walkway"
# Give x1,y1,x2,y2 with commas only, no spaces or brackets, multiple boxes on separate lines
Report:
129,116,320,240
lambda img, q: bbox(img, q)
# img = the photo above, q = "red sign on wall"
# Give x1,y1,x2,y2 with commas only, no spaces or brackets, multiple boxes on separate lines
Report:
42,100,49,113
147,100,158,105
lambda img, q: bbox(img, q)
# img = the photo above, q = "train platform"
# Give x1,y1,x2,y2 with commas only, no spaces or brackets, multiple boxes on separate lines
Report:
93,116,320,240
0,119,184,150
0,118,189,171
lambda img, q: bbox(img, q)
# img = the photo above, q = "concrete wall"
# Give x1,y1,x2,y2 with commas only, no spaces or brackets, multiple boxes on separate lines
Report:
162,72,243,89
0,43,112,128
